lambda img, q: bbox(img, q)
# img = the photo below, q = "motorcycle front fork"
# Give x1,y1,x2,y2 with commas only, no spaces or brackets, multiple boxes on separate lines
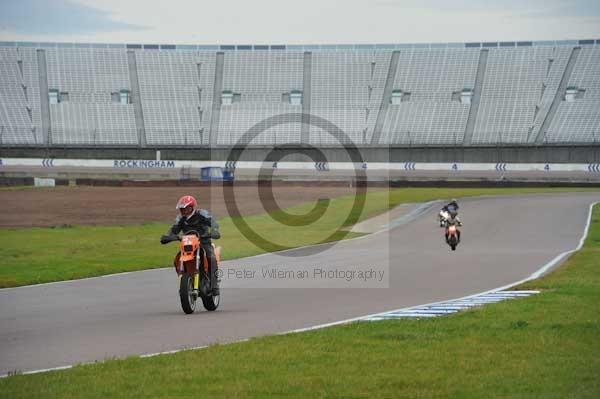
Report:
195,250,200,290
178,254,201,291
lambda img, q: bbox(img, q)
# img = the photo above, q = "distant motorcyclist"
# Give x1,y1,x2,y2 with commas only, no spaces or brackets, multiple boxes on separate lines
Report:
160,195,221,295
444,206,462,243
438,199,459,227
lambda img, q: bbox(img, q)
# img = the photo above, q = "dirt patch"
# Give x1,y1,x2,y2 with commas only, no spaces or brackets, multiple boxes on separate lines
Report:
0,185,375,228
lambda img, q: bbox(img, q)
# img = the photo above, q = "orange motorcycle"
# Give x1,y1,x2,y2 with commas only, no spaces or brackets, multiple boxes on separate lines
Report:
165,231,221,314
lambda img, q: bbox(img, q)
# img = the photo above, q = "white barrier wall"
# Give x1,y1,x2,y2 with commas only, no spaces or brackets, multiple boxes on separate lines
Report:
1,158,599,172
33,178,56,187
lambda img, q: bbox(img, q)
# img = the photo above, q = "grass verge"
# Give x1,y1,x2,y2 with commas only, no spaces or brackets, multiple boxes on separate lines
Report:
1,205,599,397
0,187,597,288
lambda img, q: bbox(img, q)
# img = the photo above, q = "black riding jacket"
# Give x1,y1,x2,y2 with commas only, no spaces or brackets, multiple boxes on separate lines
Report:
441,201,459,213
167,209,220,245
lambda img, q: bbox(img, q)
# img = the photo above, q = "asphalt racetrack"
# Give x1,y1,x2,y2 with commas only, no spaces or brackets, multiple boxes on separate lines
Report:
1,192,599,375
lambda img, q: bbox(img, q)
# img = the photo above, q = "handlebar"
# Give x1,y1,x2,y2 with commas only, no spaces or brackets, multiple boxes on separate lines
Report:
160,234,181,244
161,230,213,244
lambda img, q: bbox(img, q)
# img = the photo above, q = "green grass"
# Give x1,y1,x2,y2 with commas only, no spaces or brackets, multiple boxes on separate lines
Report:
1,203,599,398
0,185,42,191
0,187,597,288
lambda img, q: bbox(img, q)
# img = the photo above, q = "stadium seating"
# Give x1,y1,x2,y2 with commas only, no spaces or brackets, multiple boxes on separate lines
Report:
44,48,138,145
472,46,571,144
136,50,215,145
381,48,479,145
547,46,600,143
309,51,389,145
0,47,41,144
218,51,304,145
0,41,598,147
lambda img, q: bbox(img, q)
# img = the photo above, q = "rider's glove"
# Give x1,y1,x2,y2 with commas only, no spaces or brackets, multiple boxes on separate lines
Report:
160,235,173,244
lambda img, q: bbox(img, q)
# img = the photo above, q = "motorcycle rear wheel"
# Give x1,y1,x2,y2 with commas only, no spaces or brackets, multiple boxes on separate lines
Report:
196,273,220,311
179,272,197,314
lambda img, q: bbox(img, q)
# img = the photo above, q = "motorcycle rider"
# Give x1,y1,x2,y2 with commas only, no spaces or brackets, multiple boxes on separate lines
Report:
160,195,221,295
444,206,462,243
438,199,460,227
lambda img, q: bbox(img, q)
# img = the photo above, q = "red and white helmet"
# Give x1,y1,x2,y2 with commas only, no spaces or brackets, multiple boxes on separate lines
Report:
176,195,197,210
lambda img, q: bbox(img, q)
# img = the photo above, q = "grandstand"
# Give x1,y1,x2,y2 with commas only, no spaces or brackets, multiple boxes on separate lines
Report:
0,39,599,162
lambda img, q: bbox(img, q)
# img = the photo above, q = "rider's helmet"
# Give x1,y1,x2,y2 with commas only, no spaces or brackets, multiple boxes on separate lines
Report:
447,204,458,217
176,195,197,218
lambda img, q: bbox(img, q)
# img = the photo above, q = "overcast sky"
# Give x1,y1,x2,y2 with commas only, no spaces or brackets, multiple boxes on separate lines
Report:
1,0,599,45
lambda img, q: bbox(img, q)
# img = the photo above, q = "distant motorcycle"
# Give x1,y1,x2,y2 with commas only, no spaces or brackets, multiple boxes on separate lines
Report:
445,223,461,251
163,231,221,314
438,210,450,227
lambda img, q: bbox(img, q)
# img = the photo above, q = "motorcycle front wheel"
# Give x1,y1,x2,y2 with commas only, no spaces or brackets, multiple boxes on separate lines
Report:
179,272,197,314
448,236,458,251
202,292,220,311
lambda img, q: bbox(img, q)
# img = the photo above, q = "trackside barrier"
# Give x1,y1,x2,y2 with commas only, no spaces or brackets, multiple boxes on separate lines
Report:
33,178,55,187
0,158,597,172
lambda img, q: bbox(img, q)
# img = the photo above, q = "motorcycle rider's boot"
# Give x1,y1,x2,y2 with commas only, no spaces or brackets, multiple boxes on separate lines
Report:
210,270,220,296
212,279,220,296
209,261,220,296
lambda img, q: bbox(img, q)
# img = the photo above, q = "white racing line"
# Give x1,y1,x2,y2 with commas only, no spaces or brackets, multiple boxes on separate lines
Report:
1,200,597,378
